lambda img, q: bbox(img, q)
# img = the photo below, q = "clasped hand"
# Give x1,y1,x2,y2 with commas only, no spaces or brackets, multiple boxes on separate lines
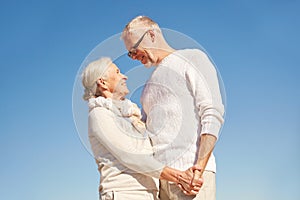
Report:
177,165,203,195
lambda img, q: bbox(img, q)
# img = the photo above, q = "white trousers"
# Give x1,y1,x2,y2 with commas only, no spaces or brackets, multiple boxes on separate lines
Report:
100,190,159,200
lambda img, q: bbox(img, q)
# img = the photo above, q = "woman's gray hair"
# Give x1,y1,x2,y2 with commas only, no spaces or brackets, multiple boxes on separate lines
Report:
81,57,112,101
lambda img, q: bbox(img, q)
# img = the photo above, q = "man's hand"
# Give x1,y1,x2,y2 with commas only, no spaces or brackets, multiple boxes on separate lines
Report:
177,165,203,195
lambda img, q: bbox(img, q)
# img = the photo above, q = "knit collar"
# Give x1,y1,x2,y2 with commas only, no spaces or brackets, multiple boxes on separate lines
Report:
88,96,146,134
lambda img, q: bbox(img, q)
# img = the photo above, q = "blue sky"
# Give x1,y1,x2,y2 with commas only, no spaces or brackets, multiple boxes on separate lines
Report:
0,1,299,200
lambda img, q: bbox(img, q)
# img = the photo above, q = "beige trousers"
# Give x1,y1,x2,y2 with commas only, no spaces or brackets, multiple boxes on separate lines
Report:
159,171,216,200
100,190,159,200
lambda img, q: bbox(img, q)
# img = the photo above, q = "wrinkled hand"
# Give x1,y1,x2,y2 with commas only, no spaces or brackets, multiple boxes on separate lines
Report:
177,165,203,195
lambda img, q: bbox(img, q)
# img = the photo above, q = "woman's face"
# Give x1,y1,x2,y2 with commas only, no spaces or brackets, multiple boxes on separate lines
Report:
104,63,129,100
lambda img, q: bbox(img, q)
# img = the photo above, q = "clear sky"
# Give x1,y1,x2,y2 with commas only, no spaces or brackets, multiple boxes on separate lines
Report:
0,1,299,200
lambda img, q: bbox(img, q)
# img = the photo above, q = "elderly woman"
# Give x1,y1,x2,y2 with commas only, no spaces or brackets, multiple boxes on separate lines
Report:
81,57,201,200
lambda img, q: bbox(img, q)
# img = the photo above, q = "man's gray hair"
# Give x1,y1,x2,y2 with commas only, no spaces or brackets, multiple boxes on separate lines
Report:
121,15,161,39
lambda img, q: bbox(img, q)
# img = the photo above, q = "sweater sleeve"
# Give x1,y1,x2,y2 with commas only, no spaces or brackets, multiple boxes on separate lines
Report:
88,107,165,178
185,50,225,139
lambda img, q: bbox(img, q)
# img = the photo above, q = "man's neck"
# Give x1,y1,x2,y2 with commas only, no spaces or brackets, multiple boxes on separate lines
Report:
155,48,176,65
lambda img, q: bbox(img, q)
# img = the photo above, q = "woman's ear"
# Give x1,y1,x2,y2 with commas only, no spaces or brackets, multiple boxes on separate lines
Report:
96,78,108,90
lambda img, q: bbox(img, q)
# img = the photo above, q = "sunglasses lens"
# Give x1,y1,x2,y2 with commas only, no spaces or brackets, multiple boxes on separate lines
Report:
128,50,137,58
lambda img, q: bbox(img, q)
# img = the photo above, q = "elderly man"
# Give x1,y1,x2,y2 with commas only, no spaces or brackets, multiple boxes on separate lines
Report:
81,57,202,200
122,16,225,200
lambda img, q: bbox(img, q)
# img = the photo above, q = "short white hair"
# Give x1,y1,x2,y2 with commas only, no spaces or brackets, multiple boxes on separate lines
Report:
121,15,161,39
81,57,112,100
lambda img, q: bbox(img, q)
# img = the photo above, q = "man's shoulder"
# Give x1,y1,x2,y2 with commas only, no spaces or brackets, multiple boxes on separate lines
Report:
177,48,207,57
177,49,212,67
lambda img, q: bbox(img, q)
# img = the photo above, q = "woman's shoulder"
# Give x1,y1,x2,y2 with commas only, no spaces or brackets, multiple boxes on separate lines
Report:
89,107,114,120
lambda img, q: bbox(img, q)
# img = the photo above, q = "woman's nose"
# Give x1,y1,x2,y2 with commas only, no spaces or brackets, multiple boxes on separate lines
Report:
122,73,128,80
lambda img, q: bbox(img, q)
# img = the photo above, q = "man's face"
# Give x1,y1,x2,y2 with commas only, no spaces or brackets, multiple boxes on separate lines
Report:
105,63,129,99
124,32,155,68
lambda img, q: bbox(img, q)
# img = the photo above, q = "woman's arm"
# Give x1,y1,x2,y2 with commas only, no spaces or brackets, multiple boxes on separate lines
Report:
89,107,202,193
89,107,164,178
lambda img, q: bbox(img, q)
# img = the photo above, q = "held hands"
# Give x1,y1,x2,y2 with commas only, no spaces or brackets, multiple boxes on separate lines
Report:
177,165,203,195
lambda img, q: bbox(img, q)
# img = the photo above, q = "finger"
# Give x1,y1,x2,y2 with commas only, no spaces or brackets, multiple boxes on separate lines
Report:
178,180,190,190
183,190,196,196
191,171,203,186
178,175,191,184
182,186,199,196
179,182,200,194
190,190,199,195
193,170,202,179
177,183,192,195
177,184,184,191
191,177,203,187
191,186,201,192
178,185,191,195
180,183,192,192
183,190,192,195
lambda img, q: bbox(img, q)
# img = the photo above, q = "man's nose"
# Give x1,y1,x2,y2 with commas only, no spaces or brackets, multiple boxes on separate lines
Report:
131,54,137,60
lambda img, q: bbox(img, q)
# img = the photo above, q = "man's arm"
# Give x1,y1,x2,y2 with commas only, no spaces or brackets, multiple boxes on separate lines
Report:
185,50,225,170
181,51,225,194
194,133,217,178
177,134,216,195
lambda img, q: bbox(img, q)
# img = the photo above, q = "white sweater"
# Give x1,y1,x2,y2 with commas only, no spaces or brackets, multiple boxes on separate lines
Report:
141,49,225,172
88,103,164,193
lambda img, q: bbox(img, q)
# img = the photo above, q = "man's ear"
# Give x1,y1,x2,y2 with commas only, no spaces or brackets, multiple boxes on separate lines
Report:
96,78,108,90
149,30,155,42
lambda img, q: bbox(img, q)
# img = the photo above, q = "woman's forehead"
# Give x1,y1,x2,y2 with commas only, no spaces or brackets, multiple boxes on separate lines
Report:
106,63,119,73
